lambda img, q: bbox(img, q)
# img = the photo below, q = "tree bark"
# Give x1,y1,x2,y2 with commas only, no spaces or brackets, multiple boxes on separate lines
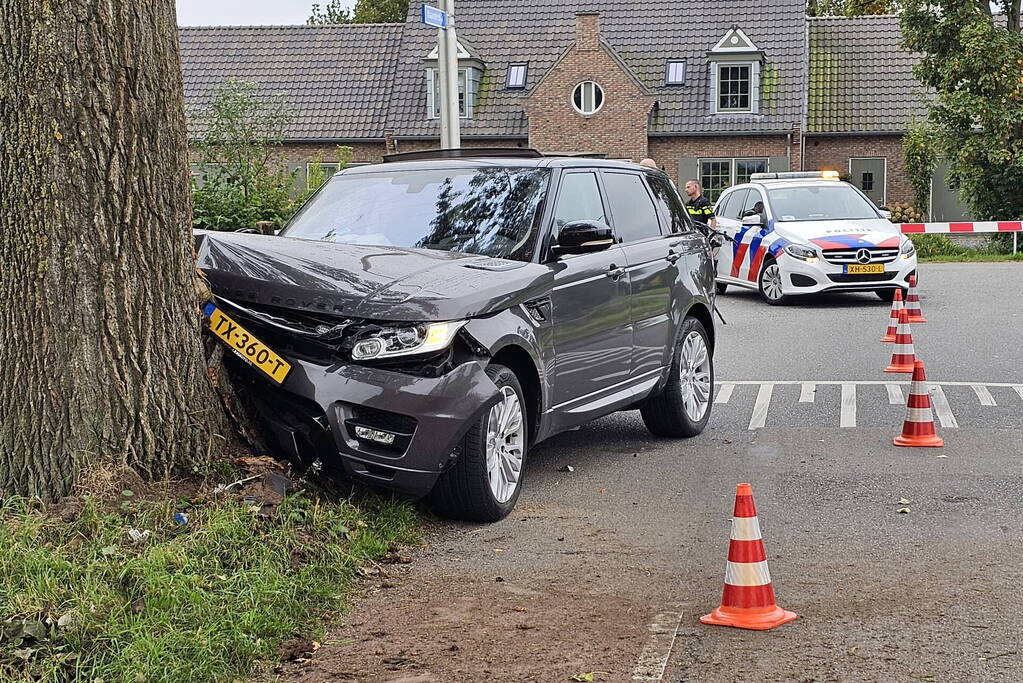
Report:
0,0,229,499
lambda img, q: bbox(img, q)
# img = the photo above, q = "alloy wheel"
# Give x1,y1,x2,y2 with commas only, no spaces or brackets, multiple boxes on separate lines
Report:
485,386,525,503
678,330,711,422
761,263,784,301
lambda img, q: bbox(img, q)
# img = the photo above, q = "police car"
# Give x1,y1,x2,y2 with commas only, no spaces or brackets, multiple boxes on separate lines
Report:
711,171,917,305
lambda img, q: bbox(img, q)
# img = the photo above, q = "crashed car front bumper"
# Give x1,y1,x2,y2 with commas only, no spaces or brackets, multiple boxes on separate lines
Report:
234,356,502,498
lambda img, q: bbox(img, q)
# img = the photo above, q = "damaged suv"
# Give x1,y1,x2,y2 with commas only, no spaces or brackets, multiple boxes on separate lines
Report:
197,150,717,521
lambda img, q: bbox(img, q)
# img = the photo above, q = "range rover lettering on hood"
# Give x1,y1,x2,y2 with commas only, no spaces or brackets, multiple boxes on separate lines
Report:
195,231,554,322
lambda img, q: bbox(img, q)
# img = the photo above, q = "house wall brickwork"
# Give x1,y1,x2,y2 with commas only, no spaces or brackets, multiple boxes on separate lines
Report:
649,135,791,185
804,134,913,206
525,14,655,160
280,141,388,165
389,137,527,155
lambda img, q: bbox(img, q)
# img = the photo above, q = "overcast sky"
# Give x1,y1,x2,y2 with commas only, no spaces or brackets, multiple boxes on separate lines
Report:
176,0,355,26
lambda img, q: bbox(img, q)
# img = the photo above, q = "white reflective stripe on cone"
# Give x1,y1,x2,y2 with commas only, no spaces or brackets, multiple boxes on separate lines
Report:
724,560,772,587
892,344,914,354
909,381,929,397
730,516,762,541
904,407,934,423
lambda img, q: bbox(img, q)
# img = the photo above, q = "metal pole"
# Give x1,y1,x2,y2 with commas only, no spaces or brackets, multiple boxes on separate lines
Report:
436,22,450,149
442,0,461,148
1014,231,1018,254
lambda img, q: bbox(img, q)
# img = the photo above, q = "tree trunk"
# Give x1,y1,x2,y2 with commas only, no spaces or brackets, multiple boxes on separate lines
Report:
0,0,229,499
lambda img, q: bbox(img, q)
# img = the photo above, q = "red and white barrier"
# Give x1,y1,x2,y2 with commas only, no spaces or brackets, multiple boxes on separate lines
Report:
899,221,1022,234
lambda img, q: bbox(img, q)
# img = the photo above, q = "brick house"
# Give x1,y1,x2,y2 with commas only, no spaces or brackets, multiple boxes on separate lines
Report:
180,3,960,213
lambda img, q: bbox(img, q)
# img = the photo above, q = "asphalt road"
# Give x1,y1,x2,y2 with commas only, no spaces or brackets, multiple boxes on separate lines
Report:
285,263,1023,683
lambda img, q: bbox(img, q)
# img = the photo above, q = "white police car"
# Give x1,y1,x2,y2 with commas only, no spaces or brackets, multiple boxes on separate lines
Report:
711,171,917,305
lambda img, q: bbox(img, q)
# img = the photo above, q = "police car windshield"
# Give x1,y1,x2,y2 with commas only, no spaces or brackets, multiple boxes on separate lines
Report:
283,167,551,262
767,185,879,222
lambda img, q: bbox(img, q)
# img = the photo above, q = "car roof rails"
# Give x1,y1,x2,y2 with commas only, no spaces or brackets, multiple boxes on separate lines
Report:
382,148,544,163
542,151,609,159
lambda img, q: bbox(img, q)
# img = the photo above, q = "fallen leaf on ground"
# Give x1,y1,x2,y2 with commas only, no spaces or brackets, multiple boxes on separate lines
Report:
898,498,911,505
558,465,575,472
897,507,911,514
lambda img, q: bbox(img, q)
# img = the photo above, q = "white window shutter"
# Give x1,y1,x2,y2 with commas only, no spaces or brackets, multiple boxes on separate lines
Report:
751,62,761,114
426,69,436,119
709,62,718,114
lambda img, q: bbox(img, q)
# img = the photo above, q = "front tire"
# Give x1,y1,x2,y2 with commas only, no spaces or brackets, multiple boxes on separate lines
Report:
758,259,789,305
641,317,714,438
429,364,527,522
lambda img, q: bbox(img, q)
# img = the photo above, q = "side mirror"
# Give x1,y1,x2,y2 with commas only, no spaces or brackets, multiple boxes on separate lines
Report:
741,213,766,227
551,220,615,256
879,209,892,220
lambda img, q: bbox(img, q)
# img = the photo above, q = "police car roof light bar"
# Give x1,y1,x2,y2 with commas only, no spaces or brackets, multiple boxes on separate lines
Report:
750,170,842,181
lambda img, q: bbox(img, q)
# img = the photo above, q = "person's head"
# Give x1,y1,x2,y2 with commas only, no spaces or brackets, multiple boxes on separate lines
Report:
684,179,702,199
639,158,658,169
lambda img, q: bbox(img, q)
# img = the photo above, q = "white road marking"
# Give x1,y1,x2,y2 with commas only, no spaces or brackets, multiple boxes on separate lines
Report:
1016,386,1023,403
799,382,816,403
748,383,774,430
632,610,684,681
714,383,735,404
971,385,997,406
885,383,905,405
720,380,1023,387
841,384,857,428
929,384,959,429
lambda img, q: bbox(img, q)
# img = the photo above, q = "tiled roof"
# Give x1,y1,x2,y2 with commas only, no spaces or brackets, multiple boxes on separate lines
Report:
807,15,930,134
180,24,404,140
387,0,808,138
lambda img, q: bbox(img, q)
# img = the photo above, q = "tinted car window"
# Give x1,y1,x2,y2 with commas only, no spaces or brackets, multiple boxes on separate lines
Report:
602,172,662,242
648,175,691,234
553,172,607,228
720,189,749,219
283,167,550,262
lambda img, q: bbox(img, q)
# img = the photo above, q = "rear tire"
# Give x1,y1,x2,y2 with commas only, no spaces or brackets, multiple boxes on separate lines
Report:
429,364,527,523
641,317,714,438
715,281,728,295
758,259,789,305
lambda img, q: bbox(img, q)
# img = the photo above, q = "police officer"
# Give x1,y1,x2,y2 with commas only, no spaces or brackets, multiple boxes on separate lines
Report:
684,179,716,230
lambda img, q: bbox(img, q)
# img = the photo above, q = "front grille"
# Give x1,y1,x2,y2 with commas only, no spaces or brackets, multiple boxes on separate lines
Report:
216,298,353,364
828,272,898,283
822,247,899,265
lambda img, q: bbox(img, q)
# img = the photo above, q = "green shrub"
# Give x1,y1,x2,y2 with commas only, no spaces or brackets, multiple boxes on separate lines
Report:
908,233,969,258
886,202,927,224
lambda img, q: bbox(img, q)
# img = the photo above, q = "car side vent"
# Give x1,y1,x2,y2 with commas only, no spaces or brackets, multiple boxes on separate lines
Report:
462,259,524,272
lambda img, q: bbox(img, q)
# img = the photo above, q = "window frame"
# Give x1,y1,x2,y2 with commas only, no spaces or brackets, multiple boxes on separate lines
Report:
571,81,605,116
698,157,770,202
544,169,613,261
715,62,754,114
427,67,470,119
648,174,694,234
664,59,687,86
506,62,528,89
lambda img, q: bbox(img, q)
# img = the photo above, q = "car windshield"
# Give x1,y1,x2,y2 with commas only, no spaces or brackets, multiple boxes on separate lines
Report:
282,166,550,262
767,184,879,222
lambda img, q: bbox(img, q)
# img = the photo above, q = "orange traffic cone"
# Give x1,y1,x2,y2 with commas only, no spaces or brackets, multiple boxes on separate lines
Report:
884,308,916,373
700,483,797,631
894,360,944,448
880,288,904,343
905,275,927,323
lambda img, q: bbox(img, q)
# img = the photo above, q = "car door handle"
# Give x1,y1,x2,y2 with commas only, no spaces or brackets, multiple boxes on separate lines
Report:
666,250,682,264
606,264,626,281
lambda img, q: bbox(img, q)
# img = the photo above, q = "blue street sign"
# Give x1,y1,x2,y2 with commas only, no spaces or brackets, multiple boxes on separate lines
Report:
421,4,447,29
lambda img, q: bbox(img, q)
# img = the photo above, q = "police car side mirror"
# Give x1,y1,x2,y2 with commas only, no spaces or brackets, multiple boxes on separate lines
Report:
741,213,766,227
879,209,892,220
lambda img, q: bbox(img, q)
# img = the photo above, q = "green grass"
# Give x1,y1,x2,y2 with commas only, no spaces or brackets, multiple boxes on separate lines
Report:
0,489,418,682
919,252,1023,263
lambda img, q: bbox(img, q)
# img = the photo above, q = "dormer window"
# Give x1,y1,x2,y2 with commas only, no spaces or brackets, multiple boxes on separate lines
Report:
428,68,468,118
708,27,763,115
424,40,485,120
506,62,528,89
665,60,686,85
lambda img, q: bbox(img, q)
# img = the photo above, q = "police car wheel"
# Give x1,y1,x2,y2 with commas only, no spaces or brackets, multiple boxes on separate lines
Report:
758,260,789,305
640,316,713,438
715,282,728,295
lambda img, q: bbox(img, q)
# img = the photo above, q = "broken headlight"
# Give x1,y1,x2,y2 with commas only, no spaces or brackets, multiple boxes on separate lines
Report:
350,321,468,361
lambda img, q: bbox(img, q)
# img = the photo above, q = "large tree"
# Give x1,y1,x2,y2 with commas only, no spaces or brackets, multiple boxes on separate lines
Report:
808,0,900,15
308,0,409,25
902,1,1023,222
0,1,228,498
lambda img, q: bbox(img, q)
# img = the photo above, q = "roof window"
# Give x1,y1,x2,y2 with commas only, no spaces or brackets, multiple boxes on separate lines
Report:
665,60,686,85
506,62,527,89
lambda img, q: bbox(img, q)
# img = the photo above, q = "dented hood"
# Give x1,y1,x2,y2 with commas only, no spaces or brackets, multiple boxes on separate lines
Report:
195,231,554,322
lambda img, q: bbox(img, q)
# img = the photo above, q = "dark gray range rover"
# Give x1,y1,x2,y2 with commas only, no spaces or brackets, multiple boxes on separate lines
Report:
197,150,717,521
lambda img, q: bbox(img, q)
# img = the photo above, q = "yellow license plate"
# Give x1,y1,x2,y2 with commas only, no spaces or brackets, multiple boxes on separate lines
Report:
205,304,292,384
846,264,885,274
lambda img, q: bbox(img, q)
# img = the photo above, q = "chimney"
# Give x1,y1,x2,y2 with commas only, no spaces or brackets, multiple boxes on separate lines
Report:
575,12,599,51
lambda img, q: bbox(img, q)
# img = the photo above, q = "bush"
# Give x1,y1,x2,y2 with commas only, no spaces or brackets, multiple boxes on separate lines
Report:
885,202,926,224
908,233,969,258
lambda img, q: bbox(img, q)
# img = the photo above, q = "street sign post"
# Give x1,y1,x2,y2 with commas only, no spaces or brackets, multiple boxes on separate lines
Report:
421,4,447,29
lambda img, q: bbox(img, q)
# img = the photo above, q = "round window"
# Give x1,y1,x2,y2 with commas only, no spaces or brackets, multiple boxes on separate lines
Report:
572,81,604,115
